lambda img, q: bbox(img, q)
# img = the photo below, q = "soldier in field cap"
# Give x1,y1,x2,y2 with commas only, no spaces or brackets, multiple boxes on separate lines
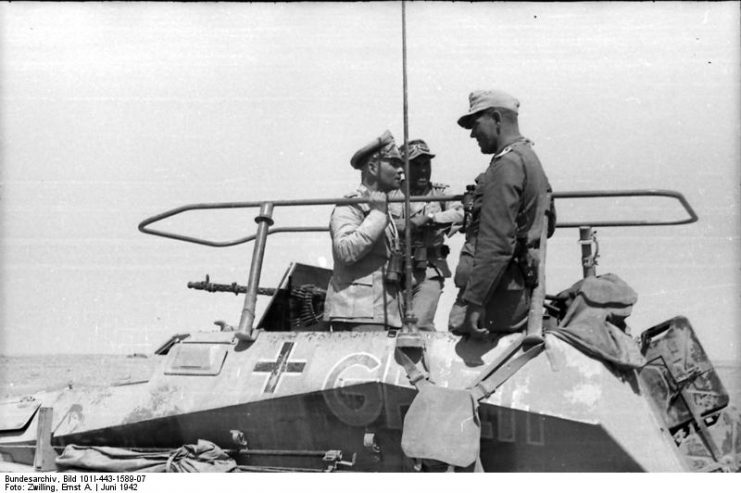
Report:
456,89,521,128
449,90,556,338
388,139,464,331
324,130,405,332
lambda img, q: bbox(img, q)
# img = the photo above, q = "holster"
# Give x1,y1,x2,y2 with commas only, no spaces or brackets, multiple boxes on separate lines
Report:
514,241,539,289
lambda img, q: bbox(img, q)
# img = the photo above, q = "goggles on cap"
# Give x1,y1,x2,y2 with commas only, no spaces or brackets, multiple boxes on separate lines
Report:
370,143,403,166
401,140,435,161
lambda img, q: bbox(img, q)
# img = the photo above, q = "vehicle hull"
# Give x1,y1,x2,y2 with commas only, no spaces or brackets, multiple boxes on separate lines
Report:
1,331,694,471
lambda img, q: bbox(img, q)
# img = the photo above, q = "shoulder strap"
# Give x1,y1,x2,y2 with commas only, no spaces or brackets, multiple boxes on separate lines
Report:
469,342,544,401
342,191,372,218
395,348,432,389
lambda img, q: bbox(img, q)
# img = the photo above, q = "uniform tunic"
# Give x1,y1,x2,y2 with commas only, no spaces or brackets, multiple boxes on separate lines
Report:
389,184,464,329
456,139,553,332
323,185,402,328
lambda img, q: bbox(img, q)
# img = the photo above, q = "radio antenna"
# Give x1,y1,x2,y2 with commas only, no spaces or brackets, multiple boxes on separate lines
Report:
397,0,423,348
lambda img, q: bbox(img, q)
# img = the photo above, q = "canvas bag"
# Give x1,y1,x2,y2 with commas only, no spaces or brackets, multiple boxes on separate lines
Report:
400,380,481,468
399,339,544,469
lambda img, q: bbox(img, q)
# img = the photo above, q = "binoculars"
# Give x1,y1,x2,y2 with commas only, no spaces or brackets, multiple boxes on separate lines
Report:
462,184,476,233
385,250,405,285
412,242,428,270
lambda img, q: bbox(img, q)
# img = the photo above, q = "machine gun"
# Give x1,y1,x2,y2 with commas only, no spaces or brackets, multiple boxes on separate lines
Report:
188,272,328,331
187,274,275,296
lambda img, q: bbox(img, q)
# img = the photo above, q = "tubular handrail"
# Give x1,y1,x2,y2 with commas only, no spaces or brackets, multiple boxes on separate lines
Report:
552,189,698,227
138,189,698,248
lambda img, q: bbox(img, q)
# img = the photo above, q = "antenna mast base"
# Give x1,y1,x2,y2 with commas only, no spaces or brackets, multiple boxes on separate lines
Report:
396,317,425,348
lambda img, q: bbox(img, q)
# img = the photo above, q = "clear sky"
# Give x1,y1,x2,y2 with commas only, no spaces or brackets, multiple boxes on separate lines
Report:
1,2,739,363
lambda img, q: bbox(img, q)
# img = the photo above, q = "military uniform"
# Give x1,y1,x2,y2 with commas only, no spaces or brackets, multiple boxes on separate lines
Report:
324,131,404,331
324,185,402,329
453,139,553,332
389,184,463,330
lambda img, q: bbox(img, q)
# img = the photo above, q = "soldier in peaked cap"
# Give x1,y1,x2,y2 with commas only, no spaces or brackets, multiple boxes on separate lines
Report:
388,139,464,331
323,130,406,332
449,90,556,337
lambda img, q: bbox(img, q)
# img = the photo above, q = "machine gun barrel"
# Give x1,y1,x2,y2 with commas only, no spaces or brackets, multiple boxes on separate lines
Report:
187,275,276,296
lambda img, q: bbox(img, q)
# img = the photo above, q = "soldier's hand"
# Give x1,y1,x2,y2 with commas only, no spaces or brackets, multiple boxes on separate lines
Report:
409,214,432,230
465,304,488,339
367,191,388,214
448,300,467,334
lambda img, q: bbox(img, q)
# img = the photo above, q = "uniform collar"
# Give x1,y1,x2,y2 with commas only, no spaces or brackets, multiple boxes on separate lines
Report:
493,137,531,159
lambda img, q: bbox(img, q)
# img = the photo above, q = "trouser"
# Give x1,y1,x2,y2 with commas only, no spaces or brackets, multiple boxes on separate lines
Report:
411,271,444,331
448,253,530,334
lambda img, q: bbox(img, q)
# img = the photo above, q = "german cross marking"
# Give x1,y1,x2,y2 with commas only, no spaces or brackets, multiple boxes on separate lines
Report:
253,341,306,394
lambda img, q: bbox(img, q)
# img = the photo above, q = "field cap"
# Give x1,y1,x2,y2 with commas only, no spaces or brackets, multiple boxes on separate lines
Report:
457,90,520,129
350,130,403,169
400,139,436,161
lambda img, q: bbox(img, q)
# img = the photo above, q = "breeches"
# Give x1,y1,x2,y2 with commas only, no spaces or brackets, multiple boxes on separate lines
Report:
411,271,444,331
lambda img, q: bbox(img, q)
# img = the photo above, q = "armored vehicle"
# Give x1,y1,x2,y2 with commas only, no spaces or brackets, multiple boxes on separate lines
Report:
1,188,739,473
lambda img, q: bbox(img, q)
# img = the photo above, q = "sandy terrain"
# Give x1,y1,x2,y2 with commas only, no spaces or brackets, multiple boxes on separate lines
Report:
0,354,162,400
